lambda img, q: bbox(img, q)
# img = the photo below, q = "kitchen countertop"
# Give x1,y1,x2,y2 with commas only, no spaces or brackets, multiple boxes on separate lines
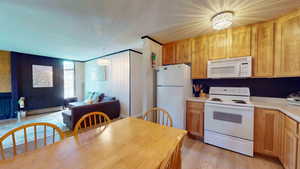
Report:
187,96,300,123
186,97,208,103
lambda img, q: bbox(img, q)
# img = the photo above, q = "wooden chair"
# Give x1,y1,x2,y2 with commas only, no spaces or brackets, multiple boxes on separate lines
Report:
0,122,64,160
143,107,173,127
73,112,111,136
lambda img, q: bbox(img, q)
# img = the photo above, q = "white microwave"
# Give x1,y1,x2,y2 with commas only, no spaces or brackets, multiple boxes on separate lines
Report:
207,56,252,78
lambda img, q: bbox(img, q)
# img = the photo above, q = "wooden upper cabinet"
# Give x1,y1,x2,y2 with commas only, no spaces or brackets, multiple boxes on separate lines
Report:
191,36,208,79
186,101,204,138
163,43,176,65
252,21,275,77
229,26,252,58
275,9,300,77
254,108,280,157
175,39,192,64
208,30,229,60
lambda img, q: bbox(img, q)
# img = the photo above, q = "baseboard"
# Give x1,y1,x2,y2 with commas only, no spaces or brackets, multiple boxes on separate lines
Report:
26,106,63,116
120,113,143,119
131,113,143,118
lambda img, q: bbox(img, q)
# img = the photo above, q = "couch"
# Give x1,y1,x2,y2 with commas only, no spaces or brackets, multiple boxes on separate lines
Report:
62,100,120,130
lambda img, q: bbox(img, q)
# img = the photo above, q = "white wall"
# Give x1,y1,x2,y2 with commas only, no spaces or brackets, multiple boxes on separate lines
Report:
108,52,130,116
84,48,156,118
142,38,162,112
75,62,85,101
84,51,130,116
84,58,110,97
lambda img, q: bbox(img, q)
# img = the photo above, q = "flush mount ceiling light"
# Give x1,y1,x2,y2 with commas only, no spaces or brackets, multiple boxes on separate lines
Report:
211,11,234,30
97,59,111,65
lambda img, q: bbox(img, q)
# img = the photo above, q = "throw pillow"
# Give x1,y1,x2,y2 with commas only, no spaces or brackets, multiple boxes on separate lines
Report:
84,92,95,104
98,93,105,102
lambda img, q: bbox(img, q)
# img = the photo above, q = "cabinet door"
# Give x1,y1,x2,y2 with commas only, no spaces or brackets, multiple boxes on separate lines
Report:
0,51,11,93
298,123,300,169
191,36,208,79
283,116,298,169
229,26,251,58
186,101,204,138
275,9,300,77
176,39,192,64
278,113,285,164
252,21,275,77
163,43,176,65
254,108,280,157
208,30,228,60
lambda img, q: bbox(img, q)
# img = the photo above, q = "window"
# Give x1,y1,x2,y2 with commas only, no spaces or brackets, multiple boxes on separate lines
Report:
63,61,75,98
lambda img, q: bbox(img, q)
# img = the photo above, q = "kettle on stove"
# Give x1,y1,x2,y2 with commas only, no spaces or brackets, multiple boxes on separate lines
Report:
287,91,300,106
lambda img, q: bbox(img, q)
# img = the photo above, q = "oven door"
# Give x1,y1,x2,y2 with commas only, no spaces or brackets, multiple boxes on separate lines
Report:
204,103,254,140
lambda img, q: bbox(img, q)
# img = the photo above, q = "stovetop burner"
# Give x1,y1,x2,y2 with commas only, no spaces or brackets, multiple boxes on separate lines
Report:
211,98,222,102
232,100,247,104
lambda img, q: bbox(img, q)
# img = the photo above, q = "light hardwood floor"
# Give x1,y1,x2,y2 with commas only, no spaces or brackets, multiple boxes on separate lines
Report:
182,137,283,169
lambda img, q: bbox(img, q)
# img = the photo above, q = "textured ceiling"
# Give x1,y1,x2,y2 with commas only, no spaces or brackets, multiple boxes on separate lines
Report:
0,0,299,61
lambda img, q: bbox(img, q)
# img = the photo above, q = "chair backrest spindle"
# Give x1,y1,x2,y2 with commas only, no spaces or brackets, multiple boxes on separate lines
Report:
23,128,28,152
143,107,173,127
73,112,111,137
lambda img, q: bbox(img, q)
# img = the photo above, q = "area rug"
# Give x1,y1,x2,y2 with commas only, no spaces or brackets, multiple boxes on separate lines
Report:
0,111,70,149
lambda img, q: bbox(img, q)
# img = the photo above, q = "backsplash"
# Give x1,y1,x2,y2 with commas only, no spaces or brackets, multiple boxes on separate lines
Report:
193,77,300,98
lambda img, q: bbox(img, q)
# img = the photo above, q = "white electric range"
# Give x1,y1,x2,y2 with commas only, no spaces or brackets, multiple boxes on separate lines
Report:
204,87,254,156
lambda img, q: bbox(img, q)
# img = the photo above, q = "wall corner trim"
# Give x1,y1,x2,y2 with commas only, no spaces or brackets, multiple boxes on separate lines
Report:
85,49,143,62
141,36,163,46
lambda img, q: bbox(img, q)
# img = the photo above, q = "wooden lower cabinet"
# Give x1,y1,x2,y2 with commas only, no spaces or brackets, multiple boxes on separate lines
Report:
186,101,204,138
254,108,280,157
187,105,300,169
298,124,300,169
282,116,298,169
254,108,300,169
278,113,285,163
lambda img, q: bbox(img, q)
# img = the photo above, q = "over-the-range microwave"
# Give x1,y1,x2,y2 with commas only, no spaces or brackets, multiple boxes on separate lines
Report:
207,56,252,78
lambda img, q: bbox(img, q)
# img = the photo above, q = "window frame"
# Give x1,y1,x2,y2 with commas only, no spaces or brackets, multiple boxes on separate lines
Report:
63,61,76,99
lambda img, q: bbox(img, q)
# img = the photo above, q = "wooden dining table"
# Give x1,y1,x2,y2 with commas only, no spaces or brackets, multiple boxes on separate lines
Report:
0,118,187,169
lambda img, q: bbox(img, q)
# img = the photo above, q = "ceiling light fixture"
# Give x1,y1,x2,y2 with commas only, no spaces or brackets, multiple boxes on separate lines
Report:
211,11,234,30
97,59,111,65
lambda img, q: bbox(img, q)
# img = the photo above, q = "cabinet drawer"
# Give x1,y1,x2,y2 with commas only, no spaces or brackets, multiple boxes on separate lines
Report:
187,101,204,110
188,109,202,114
284,116,298,134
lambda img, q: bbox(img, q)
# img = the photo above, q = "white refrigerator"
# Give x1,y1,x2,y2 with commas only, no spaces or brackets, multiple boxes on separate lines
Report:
156,64,193,129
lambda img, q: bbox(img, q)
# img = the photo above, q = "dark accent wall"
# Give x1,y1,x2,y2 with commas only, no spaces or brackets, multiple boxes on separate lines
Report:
11,52,64,110
11,54,19,117
0,93,12,120
193,77,300,98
